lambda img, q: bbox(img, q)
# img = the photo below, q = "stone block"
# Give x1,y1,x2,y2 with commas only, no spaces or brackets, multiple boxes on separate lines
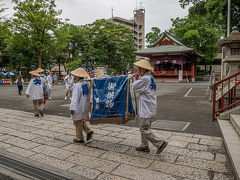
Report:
8,131,40,140
170,136,199,143
125,147,178,163
5,137,40,149
31,137,69,148
215,153,227,163
97,173,130,180
68,166,102,180
168,140,189,148
30,154,75,170
0,142,12,149
66,153,119,172
31,145,74,160
187,143,209,151
63,144,106,157
5,146,36,157
87,141,130,153
101,151,153,168
193,134,222,141
112,164,176,180
176,156,228,173
199,139,222,147
149,160,210,179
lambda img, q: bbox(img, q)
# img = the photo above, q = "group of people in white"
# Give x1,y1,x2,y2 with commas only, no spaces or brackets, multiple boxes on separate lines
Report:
24,60,168,154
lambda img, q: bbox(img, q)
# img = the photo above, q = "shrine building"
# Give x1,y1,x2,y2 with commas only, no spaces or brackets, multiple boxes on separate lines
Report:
135,32,203,81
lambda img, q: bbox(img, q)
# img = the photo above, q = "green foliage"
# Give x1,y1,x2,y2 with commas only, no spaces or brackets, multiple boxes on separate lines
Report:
168,0,229,66
107,68,117,75
81,19,136,72
66,59,82,71
12,0,62,68
145,27,162,47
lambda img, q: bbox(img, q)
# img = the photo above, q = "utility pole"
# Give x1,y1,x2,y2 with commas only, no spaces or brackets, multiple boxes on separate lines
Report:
227,0,231,36
111,7,114,18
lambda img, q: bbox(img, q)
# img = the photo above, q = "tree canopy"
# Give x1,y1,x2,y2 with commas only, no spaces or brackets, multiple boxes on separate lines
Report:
0,0,136,75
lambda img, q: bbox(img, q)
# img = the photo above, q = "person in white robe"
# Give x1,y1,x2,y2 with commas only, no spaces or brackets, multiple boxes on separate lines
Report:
36,68,50,109
132,59,168,154
46,72,53,99
70,68,93,143
25,70,44,117
64,72,74,100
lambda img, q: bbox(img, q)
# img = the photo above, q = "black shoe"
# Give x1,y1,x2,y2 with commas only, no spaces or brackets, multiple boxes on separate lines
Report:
156,141,168,154
73,138,84,143
87,131,94,141
136,146,150,153
40,110,44,116
34,114,39,117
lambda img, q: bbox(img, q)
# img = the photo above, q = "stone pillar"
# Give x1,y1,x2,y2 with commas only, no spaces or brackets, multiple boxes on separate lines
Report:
191,63,195,82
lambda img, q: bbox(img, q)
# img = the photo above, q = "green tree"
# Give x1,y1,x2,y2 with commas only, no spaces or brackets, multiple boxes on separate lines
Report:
81,19,136,72
0,2,11,70
12,0,62,68
170,0,224,69
145,27,162,47
179,0,240,31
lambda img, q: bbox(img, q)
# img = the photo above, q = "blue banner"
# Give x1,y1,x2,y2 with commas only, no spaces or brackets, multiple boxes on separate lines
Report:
91,76,135,119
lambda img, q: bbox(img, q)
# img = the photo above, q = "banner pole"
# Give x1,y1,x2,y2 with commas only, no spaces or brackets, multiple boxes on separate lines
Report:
126,77,130,120
87,79,93,121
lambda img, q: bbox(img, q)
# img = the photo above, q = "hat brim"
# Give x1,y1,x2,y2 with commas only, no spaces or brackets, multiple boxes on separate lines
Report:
71,69,89,78
133,62,154,71
29,71,40,77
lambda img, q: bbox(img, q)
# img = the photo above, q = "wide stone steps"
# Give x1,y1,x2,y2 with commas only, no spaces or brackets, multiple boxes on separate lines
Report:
230,114,240,136
219,105,240,120
218,117,240,180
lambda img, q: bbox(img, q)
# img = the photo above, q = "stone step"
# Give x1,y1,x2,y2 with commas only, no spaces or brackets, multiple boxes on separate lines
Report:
230,114,240,136
219,105,240,120
218,119,240,180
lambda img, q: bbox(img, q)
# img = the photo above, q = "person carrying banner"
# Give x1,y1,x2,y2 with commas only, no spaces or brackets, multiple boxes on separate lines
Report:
25,70,44,117
132,59,168,154
64,71,74,100
70,68,93,143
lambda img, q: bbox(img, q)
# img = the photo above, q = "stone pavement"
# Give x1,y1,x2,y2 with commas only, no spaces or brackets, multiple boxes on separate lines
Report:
0,108,235,180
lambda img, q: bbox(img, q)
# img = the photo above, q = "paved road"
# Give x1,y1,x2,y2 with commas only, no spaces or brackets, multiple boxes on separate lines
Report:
0,82,220,136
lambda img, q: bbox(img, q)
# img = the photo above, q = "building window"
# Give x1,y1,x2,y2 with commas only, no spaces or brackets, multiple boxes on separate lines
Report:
231,48,240,55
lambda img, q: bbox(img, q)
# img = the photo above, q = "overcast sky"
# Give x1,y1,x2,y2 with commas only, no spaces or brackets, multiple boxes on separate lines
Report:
2,0,189,34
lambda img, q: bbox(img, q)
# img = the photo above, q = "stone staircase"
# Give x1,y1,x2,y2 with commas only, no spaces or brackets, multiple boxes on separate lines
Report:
218,114,240,180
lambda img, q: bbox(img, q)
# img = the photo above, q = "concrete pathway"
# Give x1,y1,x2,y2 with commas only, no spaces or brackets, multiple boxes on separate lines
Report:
0,108,234,180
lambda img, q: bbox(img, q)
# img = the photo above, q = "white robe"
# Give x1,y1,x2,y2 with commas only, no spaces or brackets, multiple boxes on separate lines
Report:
70,80,90,120
25,77,44,100
46,75,53,88
64,75,74,88
132,72,157,119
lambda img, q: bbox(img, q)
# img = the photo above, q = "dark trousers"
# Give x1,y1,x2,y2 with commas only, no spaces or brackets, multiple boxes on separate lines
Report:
18,85,23,95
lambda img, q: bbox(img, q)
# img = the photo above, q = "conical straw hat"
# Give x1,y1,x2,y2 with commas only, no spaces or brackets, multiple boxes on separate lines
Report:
29,70,41,77
36,68,44,73
71,68,89,78
133,60,153,71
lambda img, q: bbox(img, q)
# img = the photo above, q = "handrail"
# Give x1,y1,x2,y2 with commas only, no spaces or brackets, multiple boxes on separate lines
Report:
214,71,240,86
212,71,240,121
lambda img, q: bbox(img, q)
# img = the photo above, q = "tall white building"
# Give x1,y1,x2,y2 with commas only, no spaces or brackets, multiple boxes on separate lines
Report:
107,8,145,50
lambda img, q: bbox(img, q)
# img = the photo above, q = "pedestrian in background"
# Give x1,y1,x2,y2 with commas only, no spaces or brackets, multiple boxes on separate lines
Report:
25,70,44,117
36,68,50,110
70,68,94,143
47,72,53,99
132,59,168,154
64,71,74,100
53,73,58,85
16,75,24,95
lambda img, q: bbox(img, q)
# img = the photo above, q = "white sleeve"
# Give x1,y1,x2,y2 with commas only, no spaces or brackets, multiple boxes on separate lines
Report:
132,77,150,94
25,79,33,95
70,84,81,111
